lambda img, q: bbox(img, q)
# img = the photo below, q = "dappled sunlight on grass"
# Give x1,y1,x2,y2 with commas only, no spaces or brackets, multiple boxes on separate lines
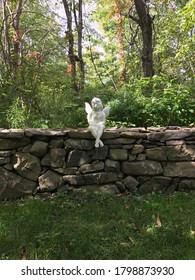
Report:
0,192,195,259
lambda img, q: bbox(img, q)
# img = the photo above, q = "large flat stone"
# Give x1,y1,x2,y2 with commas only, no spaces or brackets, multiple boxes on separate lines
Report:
163,162,195,178
104,138,135,145
121,132,148,139
109,149,128,160
0,137,31,150
64,139,95,150
63,172,118,185
12,152,41,181
0,129,24,138
146,147,167,161
79,161,104,173
25,128,68,137
163,145,195,161
121,160,163,175
67,150,90,167
139,176,172,194
0,167,37,200
148,130,193,142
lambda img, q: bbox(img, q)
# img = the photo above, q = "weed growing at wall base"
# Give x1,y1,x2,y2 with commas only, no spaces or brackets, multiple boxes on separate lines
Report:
0,192,195,260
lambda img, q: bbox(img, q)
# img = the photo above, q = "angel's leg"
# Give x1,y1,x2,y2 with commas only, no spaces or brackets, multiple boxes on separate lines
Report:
88,125,104,148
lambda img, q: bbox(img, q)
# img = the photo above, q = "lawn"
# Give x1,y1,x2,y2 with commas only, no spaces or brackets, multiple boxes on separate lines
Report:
0,192,195,260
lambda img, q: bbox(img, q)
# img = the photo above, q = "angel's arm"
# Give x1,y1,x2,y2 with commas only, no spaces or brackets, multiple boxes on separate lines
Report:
85,102,92,114
103,107,110,118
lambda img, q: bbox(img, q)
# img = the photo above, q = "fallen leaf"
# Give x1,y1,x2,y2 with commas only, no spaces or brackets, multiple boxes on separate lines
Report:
120,242,129,247
155,215,162,228
128,236,135,244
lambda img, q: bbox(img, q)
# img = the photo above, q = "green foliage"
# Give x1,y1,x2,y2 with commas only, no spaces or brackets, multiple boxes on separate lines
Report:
108,75,195,127
7,98,29,128
0,0,194,128
0,192,195,260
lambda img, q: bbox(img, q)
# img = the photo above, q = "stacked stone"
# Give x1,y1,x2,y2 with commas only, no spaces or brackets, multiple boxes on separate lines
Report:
0,127,195,200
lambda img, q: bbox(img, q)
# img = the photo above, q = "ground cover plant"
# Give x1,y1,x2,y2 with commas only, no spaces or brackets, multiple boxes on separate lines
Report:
0,192,195,260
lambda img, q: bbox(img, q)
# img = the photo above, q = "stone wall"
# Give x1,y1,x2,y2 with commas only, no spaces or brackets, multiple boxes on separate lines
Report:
0,127,195,200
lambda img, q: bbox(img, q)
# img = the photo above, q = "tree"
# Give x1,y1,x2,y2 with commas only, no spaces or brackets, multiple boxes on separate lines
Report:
129,0,154,77
62,0,84,91
0,0,25,75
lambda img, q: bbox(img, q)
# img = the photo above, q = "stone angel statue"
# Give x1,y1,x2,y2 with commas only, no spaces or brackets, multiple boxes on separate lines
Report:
85,97,110,148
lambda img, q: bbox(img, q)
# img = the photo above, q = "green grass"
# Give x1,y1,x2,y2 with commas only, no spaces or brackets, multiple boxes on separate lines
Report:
0,192,195,260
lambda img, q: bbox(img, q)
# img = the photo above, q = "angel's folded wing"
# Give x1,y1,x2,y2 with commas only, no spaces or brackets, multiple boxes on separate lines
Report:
85,102,92,114
103,107,110,117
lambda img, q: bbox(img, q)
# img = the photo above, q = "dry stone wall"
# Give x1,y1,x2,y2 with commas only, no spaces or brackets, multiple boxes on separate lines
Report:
0,127,195,200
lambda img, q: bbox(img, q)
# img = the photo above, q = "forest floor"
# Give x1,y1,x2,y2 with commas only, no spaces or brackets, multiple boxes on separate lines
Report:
0,191,195,260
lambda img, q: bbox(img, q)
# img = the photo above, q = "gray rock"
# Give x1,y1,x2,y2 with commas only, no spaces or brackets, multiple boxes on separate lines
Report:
67,150,90,167
63,172,118,185
25,128,68,137
0,129,24,138
104,138,135,145
54,167,77,175
0,151,14,157
30,141,48,158
121,132,148,139
109,149,128,160
121,160,163,175
79,161,104,173
148,130,193,142
68,130,94,139
139,176,172,194
99,184,119,194
105,159,120,172
128,155,137,161
0,157,10,165
122,176,139,192
39,170,63,191
64,139,94,150
146,147,167,161
178,179,195,191
91,146,108,160
166,140,185,146
41,154,51,166
131,144,144,155
137,154,147,161
0,137,31,150
0,167,37,200
50,148,66,168
163,162,195,178
12,152,41,181
163,145,195,161
50,138,64,148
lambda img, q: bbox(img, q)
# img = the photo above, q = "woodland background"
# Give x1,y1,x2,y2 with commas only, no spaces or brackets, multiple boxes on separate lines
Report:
0,0,194,129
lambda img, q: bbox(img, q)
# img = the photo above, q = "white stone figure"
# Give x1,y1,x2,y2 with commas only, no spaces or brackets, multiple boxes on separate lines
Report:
85,97,110,148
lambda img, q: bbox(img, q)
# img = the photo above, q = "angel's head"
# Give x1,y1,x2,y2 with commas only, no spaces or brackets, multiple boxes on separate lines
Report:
91,97,103,112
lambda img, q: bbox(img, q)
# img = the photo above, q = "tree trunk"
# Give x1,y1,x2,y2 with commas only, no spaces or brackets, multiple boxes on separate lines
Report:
134,0,154,77
75,0,84,90
115,0,126,83
62,0,77,91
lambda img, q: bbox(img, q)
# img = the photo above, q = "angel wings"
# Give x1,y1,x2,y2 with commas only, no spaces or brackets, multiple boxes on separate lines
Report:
85,97,110,147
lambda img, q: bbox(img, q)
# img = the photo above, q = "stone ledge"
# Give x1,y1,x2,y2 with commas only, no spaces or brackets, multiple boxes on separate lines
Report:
0,127,195,200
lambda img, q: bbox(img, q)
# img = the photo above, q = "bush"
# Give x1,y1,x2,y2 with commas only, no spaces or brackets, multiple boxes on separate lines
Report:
107,75,195,127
